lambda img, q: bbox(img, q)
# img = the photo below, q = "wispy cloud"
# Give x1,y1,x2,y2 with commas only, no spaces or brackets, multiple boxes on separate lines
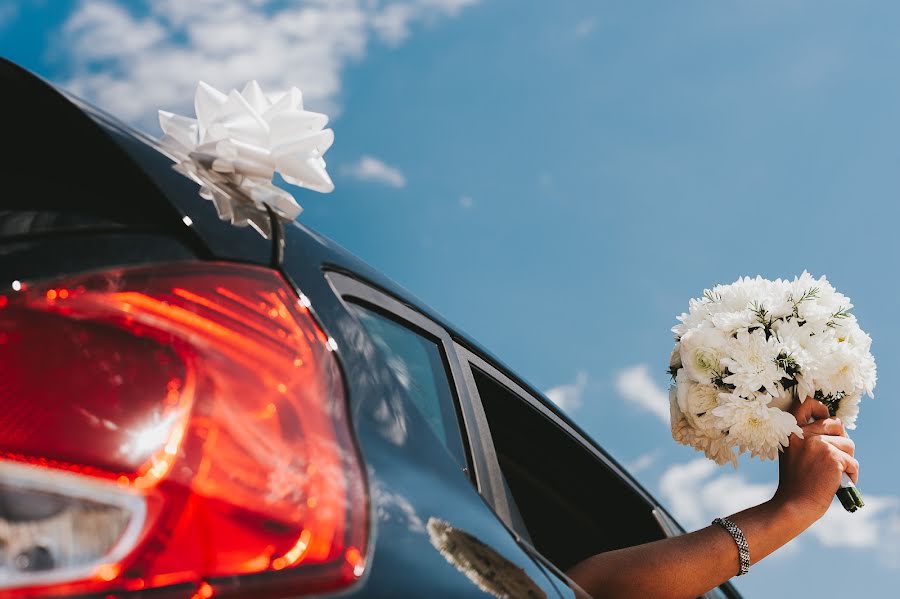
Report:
625,450,661,475
659,458,900,566
55,0,482,128
615,364,670,424
342,155,407,188
372,0,480,45
544,371,588,412
658,459,770,530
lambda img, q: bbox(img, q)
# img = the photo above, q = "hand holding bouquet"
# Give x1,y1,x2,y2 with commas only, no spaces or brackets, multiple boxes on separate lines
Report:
669,273,876,512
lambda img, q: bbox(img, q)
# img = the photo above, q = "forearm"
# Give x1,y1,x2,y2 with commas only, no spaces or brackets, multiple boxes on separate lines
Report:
566,498,813,599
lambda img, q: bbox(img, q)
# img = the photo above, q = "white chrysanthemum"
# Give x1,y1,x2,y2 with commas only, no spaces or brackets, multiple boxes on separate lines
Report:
708,309,756,334
790,272,853,329
712,394,802,460
704,431,739,467
808,332,877,399
772,317,816,358
719,276,791,319
679,327,728,385
767,388,793,412
841,324,877,398
714,277,765,313
768,325,814,406
836,393,862,430
721,329,785,397
672,297,713,338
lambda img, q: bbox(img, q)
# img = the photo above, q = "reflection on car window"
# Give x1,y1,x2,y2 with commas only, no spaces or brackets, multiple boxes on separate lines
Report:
348,302,467,469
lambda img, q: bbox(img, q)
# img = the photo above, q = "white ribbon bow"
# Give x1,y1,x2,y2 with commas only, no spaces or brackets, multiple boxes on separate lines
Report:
158,80,334,236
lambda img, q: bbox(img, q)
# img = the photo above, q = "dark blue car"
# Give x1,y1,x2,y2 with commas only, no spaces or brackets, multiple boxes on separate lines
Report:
0,58,741,599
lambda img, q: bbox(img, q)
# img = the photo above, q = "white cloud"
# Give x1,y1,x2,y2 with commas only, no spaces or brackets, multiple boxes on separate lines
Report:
342,155,407,187
63,2,166,60
659,459,719,529
810,495,897,548
624,450,661,474
371,3,418,45
658,458,900,566
615,364,670,424
659,458,777,531
544,371,588,412
808,495,900,566
372,0,480,44
55,0,482,128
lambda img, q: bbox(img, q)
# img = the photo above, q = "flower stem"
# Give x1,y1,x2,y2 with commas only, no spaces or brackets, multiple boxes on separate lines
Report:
836,487,859,512
836,474,864,512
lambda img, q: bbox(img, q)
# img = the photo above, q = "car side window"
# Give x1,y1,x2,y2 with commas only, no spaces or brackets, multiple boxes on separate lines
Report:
347,302,468,470
467,363,666,573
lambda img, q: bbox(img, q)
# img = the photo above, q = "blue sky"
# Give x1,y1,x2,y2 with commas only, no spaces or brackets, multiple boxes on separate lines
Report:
3,1,899,595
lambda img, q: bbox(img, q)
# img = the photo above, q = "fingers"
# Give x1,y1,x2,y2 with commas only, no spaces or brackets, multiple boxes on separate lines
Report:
837,450,860,485
792,397,830,424
802,417,847,438
811,435,860,485
816,434,855,457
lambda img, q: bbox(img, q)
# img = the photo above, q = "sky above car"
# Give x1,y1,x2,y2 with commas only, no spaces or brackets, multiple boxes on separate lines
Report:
3,1,899,595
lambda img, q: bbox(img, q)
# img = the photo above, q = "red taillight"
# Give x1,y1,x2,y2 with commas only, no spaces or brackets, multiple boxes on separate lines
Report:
0,263,368,597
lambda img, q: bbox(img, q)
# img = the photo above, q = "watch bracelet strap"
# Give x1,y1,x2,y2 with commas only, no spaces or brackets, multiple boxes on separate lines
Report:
712,517,750,576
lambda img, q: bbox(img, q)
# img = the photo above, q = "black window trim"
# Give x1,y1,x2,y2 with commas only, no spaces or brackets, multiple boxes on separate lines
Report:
323,270,515,523
454,344,744,599
454,344,657,509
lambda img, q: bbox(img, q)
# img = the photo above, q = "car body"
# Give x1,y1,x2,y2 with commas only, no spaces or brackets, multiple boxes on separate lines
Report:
0,58,742,599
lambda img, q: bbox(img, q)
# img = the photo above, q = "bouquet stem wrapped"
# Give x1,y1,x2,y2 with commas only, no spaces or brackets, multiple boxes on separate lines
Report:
669,273,876,513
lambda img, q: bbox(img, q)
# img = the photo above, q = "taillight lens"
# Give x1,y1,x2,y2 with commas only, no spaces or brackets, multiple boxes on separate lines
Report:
0,263,367,598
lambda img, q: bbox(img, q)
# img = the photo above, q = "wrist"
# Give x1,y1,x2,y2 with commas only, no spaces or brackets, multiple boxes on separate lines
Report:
765,493,821,533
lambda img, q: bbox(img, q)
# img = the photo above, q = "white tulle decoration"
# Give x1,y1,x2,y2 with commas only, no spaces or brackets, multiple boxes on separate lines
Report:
158,80,334,236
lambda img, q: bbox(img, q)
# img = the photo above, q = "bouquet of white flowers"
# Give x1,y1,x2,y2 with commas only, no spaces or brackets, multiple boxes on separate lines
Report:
669,272,876,512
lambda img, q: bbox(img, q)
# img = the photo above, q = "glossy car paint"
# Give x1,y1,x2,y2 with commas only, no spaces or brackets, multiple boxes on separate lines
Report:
1,57,564,598
1,58,741,598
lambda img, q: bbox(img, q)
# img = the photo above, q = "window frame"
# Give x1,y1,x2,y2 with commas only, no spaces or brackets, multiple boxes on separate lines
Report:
323,271,515,521
454,344,743,599
453,343,659,514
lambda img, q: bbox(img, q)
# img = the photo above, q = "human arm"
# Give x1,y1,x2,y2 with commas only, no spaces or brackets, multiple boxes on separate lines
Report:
565,398,857,599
